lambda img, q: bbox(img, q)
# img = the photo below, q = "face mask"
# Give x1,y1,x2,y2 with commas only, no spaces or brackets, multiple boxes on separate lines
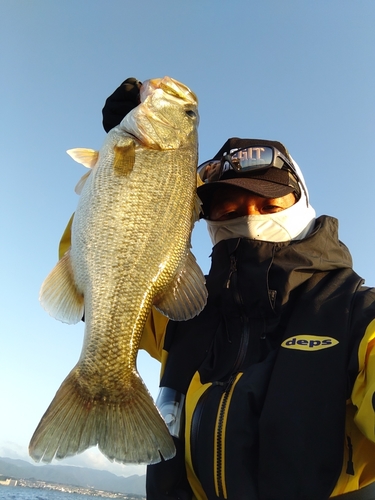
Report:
206,189,316,246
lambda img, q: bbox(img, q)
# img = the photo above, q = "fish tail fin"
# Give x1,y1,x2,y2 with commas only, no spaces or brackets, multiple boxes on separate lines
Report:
29,368,176,465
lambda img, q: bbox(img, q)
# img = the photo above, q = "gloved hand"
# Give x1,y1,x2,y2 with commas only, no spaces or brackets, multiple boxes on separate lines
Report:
102,77,142,132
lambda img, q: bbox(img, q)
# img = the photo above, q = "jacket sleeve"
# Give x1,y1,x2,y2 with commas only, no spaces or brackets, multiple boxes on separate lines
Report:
139,307,169,361
350,287,375,441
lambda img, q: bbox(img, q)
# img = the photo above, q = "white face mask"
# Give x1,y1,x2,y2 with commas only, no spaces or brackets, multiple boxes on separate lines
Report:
206,189,316,245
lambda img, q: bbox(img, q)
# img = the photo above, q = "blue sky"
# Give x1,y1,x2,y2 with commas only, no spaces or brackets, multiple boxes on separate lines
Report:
1,0,375,478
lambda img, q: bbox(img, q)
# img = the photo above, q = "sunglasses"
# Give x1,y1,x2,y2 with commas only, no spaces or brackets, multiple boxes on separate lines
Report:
198,146,299,184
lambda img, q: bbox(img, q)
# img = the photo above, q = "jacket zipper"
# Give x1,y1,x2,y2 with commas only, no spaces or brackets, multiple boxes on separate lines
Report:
225,254,250,373
214,254,249,498
214,375,236,498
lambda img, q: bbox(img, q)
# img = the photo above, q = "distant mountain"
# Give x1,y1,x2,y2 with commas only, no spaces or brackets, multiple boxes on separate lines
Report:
0,457,146,496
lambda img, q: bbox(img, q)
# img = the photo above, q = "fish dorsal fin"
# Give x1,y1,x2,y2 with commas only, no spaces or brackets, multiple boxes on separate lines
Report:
39,251,84,324
154,251,207,321
67,148,99,168
113,138,136,176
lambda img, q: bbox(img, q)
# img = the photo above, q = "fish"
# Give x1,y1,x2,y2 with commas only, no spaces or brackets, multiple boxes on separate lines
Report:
29,76,207,465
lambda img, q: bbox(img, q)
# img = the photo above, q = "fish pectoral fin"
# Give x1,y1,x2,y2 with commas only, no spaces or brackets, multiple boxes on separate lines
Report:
154,250,208,321
113,138,136,176
39,251,84,324
66,148,99,168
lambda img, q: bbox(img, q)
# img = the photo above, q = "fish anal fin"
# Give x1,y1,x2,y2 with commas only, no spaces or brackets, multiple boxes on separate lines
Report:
29,368,175,465
67,148,99,168
39,251,84,324
113,138,136,176
154,251,208,321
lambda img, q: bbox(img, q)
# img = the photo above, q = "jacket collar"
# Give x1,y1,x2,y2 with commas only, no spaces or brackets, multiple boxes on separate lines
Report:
206,215,353,318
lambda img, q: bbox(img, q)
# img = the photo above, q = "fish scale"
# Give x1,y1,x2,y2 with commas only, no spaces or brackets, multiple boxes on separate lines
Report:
29,76,207,465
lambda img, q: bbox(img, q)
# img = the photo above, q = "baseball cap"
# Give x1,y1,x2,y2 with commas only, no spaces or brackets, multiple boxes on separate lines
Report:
197,138,301,210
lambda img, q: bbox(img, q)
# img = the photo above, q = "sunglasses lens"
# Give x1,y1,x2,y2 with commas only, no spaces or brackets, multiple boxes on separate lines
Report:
198,160,222,182
231,147,273,169
197,146,294,183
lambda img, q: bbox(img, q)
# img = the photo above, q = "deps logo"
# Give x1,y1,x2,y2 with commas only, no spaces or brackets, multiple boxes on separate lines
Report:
281,335,339,351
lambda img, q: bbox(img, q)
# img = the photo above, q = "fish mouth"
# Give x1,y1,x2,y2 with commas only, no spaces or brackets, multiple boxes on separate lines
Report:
141,76,197,113
120,76,197,149
140,79,184,131
140,78,160,100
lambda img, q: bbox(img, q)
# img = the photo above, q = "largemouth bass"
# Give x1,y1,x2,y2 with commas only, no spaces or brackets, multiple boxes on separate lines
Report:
29,76,207,465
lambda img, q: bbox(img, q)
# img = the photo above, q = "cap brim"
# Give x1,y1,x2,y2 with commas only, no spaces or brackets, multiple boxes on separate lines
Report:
197,176,294,204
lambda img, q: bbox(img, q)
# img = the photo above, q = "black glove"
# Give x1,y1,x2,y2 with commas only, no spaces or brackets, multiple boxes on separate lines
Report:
102,77,142,132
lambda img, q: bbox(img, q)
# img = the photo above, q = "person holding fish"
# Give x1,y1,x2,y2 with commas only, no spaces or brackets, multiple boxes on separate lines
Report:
32,77,375,500
120,82,375,500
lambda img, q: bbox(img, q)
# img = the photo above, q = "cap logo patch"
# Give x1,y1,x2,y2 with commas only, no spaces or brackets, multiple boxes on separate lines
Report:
281,335,339,351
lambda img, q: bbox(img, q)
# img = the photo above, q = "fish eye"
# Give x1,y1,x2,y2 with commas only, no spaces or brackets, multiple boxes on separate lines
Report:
186,109,196,118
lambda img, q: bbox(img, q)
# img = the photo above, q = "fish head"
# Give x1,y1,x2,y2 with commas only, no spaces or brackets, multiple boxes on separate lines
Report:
119,76,199,150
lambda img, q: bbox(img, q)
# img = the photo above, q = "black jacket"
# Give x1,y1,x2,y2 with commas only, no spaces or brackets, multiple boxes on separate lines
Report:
143,216,375,499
